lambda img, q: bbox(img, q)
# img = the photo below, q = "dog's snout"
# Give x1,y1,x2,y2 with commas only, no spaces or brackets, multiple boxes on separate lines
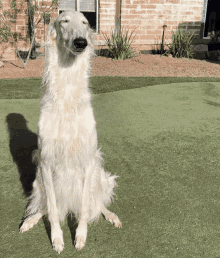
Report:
72,38,87,51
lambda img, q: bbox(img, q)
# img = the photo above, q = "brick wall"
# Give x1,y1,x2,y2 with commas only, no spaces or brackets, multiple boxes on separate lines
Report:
0,0,205,60
96,0,205,53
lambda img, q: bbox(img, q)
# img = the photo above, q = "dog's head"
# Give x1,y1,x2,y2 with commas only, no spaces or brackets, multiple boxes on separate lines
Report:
47,11,95,54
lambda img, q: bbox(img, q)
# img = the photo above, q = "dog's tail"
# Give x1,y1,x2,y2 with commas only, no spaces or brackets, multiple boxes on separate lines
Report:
32,149,39,165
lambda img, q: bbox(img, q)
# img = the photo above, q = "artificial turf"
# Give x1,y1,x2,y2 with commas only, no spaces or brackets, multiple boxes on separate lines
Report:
1,77,220,257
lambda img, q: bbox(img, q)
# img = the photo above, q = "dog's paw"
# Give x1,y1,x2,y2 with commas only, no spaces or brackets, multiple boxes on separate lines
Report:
105,212,122,228
20,221,34,233
19,213,42,233
52,237,64,254
113,217,122,228
75,235,86,250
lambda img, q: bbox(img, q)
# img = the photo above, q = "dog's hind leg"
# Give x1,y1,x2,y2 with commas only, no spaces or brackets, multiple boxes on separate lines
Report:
20,176,46,233
101,206,122,228
20,211,44,232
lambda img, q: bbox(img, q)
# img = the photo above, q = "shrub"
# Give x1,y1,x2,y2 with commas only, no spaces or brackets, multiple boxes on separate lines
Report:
166,28,196,58
101,26,139,60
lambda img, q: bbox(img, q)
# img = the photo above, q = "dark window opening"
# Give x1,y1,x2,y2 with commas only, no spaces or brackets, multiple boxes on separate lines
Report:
204,0,220,37
81,12,96,30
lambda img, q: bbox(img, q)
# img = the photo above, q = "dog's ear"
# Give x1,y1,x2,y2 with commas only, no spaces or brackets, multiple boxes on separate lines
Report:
87,26,96,46
47,20,57,40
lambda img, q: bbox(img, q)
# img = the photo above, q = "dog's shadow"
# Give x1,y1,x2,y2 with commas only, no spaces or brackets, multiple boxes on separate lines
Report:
6,113,38,197
6,113,78,244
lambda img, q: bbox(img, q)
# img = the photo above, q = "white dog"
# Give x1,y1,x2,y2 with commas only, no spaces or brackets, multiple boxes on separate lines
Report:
20,11,122,253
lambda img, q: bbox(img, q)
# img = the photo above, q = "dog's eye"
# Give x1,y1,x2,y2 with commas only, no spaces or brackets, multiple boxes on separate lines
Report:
83,21,88,25
62,20,69,23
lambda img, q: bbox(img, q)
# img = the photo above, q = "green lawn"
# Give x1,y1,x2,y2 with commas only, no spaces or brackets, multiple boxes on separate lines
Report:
1,76,220,257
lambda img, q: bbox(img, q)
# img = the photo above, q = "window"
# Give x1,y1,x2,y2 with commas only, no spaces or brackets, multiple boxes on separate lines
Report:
204,0,220,37
58,0,98,31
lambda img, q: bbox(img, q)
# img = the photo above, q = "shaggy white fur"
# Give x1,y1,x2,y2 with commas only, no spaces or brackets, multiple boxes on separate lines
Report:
19,11,122,254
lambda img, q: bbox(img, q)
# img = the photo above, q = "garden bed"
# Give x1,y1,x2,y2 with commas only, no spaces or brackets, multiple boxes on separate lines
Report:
0,52,220,79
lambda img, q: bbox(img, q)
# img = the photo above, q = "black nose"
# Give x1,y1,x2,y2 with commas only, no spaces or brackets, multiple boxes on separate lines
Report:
72,38,87,52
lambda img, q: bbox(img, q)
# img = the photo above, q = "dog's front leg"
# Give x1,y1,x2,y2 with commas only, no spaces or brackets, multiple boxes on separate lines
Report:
41,163,64,254
75,160,94,250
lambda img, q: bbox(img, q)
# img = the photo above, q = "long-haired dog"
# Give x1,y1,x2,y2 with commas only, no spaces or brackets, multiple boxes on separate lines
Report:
20,11,122,253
